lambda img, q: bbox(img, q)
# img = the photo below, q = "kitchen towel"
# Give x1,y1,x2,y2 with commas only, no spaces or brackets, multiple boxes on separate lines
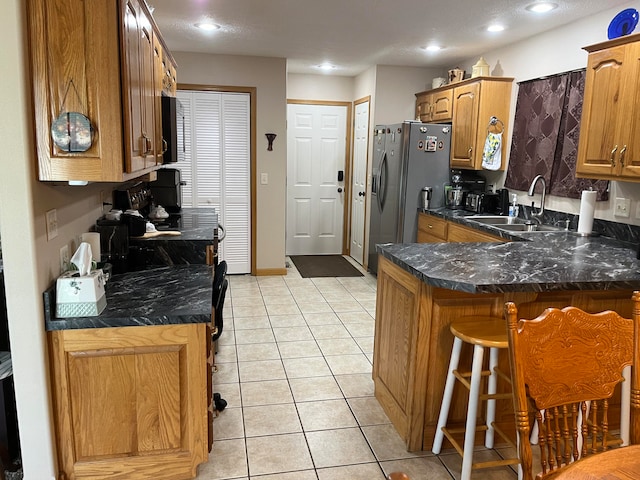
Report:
577,190,597,234
481,131,502,170
81,232,101,262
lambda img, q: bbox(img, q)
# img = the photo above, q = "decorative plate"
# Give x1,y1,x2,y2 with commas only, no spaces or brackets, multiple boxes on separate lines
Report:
607,8,639,39
51,111,94,152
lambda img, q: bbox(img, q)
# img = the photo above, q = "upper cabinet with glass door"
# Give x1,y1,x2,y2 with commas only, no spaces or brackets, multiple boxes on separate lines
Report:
26,0,176,183
577,33,640,182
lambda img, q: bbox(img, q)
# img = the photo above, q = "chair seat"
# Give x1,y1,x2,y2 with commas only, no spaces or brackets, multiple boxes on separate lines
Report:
450,316,509,348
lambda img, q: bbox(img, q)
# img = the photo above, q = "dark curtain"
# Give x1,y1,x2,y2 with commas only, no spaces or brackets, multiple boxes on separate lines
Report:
505,70,608,201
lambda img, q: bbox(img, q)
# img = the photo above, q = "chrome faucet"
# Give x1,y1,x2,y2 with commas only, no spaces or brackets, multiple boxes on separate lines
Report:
527,175,546,223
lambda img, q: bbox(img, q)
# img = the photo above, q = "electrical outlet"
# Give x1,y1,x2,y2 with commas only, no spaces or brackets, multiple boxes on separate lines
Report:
46,209,58,241
60,245,70,273
614,197,631,218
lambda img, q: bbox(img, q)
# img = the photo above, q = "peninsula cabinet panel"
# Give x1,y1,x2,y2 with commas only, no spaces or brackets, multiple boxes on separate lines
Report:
373,256,427,450
577,34,640,181
26,0,166,183
48,324,208,480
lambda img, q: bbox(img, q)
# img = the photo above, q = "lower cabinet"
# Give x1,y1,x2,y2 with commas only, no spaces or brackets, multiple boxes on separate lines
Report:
373,256,633,451
418,213,503,243
48,324,209,480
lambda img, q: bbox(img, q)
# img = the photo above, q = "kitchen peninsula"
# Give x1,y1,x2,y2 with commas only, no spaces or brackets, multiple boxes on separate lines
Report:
373,218,640,452
44,264,213,480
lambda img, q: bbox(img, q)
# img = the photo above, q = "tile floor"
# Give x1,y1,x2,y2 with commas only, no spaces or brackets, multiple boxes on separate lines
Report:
195,256,519,480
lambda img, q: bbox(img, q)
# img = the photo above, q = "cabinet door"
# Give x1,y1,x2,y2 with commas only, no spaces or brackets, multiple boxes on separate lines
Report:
577,45,628,178
153,36,167,165
430,89,453,122
122,0,156,173
451,82,480,169
48,324,208,479
447,223,502,243
618,43,640,179
416,92,431,122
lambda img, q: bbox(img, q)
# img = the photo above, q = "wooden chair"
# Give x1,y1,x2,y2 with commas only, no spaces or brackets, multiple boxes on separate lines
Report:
504,292,640,480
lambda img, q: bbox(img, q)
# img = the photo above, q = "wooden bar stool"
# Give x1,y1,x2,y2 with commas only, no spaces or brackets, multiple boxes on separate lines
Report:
432,316,519,480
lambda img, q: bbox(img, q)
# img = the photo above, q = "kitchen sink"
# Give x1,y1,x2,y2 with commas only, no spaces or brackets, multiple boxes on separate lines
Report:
464,215,565,233
496,223,564,233
465,215,526,225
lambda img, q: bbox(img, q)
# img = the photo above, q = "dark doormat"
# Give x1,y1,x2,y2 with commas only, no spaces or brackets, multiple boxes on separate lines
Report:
289,255,364,278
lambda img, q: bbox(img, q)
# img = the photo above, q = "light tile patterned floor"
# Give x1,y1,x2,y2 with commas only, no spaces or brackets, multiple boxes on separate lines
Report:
195,256,518,480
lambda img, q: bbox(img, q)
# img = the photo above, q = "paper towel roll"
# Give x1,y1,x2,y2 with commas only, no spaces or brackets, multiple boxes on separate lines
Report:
81,232,101,262
577,190,597,234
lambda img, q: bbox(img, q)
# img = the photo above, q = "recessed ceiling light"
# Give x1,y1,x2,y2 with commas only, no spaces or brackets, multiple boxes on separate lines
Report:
317,63,336,70
424,45,442,52
195,22,220,31
526,2,558,13
487,24,505,32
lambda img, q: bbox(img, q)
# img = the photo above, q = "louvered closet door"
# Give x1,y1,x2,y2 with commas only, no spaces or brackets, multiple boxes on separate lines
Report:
175,90,251,274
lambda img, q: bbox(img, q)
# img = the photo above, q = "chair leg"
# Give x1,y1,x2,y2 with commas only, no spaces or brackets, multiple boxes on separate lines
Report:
432,337,463,454
461,344,485,480
485,347,499,448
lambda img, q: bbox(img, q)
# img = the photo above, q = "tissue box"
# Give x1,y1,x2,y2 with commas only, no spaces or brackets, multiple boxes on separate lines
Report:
56,269,107,318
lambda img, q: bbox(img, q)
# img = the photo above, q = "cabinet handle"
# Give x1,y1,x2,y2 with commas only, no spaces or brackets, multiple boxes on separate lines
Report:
161,138,168,154
146,136,153,154
620,145,627,166
468,147,473,158
611,145,618,167
428,224,433,229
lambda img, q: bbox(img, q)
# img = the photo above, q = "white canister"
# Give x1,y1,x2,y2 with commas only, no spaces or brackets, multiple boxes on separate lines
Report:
472,57,490,77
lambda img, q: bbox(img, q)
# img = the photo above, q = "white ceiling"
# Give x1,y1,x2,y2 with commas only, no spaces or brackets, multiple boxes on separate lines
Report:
149,0,632,76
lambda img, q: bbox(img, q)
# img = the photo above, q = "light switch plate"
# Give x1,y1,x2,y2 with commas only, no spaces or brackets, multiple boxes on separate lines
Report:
46,209,58,240
261,173,268,185
614,197,631,218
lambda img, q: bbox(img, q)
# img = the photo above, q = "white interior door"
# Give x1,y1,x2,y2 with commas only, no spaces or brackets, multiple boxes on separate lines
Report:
350,100,369,266
286,103,347,255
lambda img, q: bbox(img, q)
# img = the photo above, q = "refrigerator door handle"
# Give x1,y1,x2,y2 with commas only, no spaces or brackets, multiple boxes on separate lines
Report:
379,151,388,211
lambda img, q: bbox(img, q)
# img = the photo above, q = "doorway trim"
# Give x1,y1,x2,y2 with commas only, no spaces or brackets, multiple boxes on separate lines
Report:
287,99,353,254
178,83,257,275
351,95,371,266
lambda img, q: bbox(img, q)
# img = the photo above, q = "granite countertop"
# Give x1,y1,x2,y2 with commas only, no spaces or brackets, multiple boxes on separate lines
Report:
131,207,219,242
45,264,213,330
377,209,640,294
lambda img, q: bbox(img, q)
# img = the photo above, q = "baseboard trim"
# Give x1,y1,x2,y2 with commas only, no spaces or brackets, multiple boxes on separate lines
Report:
255,268,287,276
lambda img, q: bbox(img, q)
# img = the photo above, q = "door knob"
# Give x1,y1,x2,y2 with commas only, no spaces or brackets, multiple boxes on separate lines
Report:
337,188,343,193
359,191,365,196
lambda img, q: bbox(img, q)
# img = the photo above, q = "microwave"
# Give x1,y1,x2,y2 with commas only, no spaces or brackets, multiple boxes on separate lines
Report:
161,95,184,164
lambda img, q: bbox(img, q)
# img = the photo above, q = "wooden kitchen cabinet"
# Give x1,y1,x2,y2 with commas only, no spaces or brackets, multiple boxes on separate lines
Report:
415,89,453,123
417,213,448,242
417,213,503,243
27,0,175,182
576,33,640,181
450,78,513,170
48,324,209,480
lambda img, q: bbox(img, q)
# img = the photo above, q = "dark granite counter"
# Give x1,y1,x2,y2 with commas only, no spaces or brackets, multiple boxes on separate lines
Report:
378,209,640,294
128,207,218,268
44,264,213,331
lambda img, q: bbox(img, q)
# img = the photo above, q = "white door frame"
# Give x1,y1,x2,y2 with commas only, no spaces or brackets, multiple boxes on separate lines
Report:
349,96,370,266
286,100,352,255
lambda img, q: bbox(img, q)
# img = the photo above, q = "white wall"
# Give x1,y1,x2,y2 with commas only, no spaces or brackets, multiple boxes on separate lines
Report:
455,1,640,225
174,52,288,272
287,73,353,101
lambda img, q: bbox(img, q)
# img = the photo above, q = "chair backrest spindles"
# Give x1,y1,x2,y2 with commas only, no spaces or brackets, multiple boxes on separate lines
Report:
505,292,640,480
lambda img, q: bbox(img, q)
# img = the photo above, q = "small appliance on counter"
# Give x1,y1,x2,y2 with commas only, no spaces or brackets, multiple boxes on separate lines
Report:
447,170,486,210
150,168,185,213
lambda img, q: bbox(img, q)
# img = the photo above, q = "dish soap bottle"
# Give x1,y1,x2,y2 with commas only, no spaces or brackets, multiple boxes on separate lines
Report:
508,194,519,218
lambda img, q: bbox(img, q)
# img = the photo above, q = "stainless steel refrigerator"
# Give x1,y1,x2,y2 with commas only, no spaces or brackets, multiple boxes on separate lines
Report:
368,122,451,274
